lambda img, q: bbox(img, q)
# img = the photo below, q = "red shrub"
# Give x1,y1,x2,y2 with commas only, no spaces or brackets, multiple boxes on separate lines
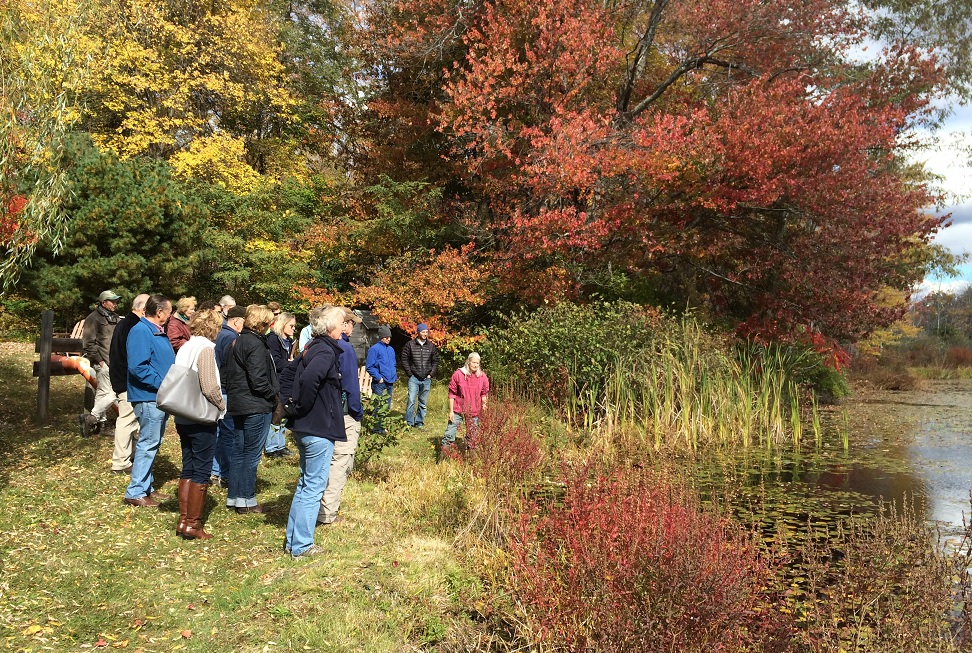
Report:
945,346,972,368
468,401,544,490
509,468,792,652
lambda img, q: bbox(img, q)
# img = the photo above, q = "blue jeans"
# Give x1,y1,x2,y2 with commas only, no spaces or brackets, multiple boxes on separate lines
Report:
125,401,169,500
227,412,271,508
442,413,479,447
211,394,230,480
405,376,431,427
285,433,335,556
265,421,287,454
176,421,217,484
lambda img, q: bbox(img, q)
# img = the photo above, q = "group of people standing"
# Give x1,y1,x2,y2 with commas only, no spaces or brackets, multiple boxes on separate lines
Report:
79,290,489,558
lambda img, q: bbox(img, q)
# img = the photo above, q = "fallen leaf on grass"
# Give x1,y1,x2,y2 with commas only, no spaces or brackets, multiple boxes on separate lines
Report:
180,629,191,639
22,625,43,636
95,638,108,647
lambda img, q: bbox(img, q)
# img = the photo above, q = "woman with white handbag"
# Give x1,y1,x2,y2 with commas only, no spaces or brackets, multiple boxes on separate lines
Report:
170,310,226,540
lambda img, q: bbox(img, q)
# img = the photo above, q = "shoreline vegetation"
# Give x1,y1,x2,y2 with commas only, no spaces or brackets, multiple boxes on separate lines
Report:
3,302,972,652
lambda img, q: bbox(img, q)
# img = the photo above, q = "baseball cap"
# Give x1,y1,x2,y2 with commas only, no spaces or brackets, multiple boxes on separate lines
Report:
98,290,121,302
341,307,362,324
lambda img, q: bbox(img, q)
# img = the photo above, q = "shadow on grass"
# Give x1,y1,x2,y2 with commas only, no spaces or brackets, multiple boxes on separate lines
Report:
0,346,103,493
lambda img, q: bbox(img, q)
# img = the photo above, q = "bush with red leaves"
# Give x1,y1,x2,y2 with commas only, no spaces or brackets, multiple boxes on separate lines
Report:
467,400,545,492
945,346,972,368
509,468,792,652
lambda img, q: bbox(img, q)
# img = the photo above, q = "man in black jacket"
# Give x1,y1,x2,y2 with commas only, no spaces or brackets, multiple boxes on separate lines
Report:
105,293,149,474
401,323,439,428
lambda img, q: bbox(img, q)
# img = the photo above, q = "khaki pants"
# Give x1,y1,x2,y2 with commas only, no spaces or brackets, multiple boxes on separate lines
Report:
318,415,361,524
110,392,139,471
91,363,117,421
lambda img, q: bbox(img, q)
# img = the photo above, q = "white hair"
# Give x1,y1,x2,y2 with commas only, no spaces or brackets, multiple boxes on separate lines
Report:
311,306,346,337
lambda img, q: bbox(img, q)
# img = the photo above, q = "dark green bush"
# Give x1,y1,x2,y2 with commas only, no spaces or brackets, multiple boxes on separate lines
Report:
482,301,667,407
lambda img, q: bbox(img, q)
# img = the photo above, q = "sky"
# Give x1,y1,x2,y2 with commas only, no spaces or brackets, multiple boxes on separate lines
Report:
918,103,972,296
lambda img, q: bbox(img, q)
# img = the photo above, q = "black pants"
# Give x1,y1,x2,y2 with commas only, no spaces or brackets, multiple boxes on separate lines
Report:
176,421,217,484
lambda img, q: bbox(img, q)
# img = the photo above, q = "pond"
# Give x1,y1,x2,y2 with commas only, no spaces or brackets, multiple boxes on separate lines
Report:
692,379,972,544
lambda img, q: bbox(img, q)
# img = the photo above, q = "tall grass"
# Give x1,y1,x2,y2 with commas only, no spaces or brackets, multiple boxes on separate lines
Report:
586,320,819,452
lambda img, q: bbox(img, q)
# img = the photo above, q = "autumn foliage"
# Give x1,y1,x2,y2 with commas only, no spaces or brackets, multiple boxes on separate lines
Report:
509,467,790,652
361,0,947,344
351,244,489,341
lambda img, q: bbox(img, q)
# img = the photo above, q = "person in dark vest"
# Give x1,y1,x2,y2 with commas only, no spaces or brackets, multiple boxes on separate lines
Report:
107,293,149,475
211,305,246,488
401,322,439,429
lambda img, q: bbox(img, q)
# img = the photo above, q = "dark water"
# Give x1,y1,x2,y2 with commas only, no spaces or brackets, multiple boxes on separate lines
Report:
693,379,972,542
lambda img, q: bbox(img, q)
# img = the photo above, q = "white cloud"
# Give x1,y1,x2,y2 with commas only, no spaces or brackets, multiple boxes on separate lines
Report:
931,209,972,254
915,277,971,298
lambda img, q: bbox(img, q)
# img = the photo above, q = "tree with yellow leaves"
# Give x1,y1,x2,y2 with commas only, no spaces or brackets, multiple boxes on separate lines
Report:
0,0,93,288
79,0,298,171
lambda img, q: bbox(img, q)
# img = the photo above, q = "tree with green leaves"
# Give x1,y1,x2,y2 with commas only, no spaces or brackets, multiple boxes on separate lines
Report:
20,136,205,321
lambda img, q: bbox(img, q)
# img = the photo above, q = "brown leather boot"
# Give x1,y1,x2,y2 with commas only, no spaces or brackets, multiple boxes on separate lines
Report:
175,479,190,537
182,482,213,540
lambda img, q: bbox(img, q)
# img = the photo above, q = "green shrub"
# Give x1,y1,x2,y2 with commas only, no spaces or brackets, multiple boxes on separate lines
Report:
484,302,830,450
0,294,42,340
482,301,666,407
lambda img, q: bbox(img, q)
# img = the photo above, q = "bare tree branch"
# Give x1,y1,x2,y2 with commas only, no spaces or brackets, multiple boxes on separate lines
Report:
617,0,670,113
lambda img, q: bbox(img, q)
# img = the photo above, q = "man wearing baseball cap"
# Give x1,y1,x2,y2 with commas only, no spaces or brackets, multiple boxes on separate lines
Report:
365,324,397,433
80,290,122,436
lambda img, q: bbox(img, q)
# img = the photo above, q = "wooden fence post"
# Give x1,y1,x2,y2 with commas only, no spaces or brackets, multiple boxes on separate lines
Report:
37,310,54,425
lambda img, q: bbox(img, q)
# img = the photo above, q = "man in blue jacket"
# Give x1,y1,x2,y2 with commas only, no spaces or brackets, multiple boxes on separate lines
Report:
318,308,364,526
123,294,175,507
365,325,397,433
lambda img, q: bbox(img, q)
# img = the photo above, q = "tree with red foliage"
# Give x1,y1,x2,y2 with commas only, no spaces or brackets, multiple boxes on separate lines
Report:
0,195,27,244
361,0,949,345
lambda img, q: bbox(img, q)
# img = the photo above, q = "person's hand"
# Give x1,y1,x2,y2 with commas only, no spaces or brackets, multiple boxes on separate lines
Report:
448,412,455,424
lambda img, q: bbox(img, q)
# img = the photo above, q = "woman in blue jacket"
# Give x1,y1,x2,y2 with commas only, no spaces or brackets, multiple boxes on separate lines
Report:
284,306,347,558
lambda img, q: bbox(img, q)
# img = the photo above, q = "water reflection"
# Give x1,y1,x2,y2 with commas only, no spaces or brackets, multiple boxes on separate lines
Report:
694,380,972,537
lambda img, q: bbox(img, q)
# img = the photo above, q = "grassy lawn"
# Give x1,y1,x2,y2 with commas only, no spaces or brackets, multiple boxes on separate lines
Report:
0,343,481,652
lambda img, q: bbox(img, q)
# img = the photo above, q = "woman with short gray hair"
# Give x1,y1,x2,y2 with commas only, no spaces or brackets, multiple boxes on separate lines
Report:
284,306,347,557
